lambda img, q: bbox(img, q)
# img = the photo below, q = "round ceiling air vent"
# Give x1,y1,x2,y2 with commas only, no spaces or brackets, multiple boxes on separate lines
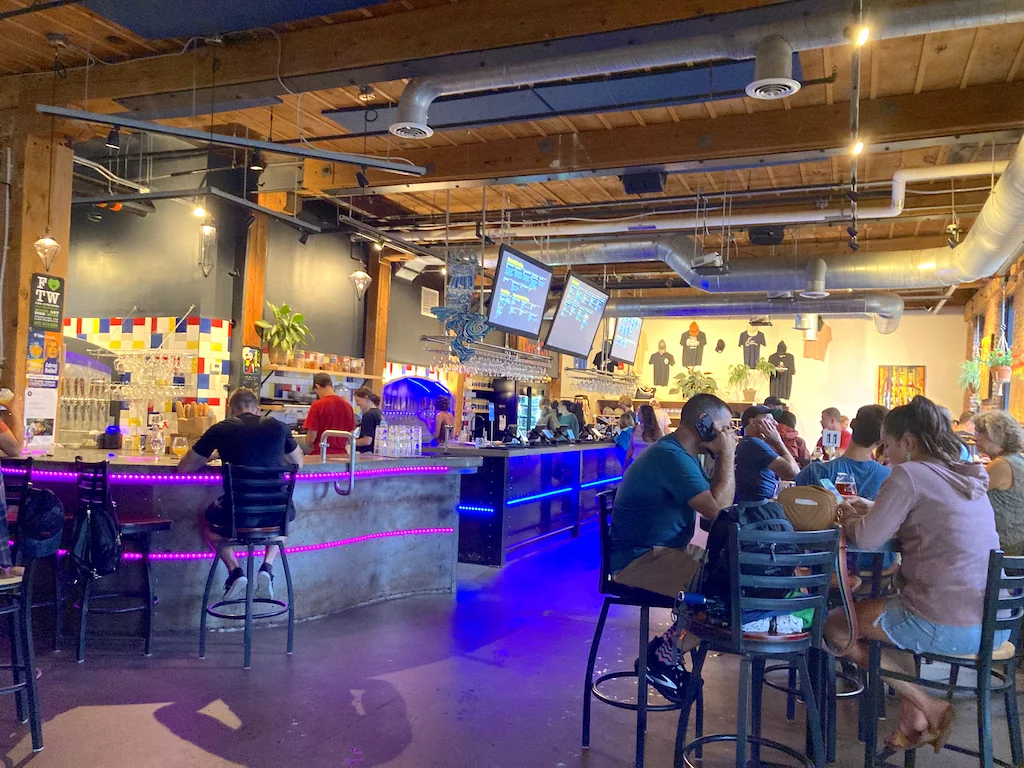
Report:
799,288,830,300
745,77,801,100
389,122,434,140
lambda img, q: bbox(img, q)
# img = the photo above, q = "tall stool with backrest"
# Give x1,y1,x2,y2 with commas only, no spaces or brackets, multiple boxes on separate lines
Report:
0,567,43,751
73,458,172,662
582,488,703,768
675,523,840,768
199,464,297,670
1,457,63,651
862,549,1024,768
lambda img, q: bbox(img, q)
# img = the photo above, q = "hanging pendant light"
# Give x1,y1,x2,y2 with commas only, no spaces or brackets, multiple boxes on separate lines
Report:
33,230,61,271
349,269,372,300
198,219,217,278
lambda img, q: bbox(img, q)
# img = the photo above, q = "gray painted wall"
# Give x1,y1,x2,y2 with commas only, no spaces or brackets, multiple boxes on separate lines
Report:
66,200,235,319
263,221,365,357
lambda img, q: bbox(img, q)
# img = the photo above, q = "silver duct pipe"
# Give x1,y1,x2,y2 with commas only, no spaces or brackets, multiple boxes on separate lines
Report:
605,292,905,335
390,0,1024,137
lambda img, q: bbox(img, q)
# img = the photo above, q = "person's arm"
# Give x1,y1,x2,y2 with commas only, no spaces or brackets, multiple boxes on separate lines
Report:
687,429,737,520
843,466,913,551
282,431,303,466
177,449,209,473
624,436,635,464
0,422,21,458
302,402,320,455
178,424,219,473
986,456,1014,491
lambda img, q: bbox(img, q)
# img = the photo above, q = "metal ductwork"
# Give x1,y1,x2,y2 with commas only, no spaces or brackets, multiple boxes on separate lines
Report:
746,35,800,100
389,0,1024,138
513,134,1024,293
605,293,905,335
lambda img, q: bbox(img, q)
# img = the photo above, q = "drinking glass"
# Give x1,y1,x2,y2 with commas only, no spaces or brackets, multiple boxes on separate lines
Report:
171,436,189,459
835,472,857,497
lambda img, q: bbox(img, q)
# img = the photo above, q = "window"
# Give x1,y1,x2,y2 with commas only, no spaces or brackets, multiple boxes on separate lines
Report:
1004,299,1015,410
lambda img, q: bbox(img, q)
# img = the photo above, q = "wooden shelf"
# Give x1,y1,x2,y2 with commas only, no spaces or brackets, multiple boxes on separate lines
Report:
264,365,382,380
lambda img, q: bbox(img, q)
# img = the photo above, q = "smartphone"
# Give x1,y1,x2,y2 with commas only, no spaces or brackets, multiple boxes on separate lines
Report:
818,478,844,503
694,412,716,442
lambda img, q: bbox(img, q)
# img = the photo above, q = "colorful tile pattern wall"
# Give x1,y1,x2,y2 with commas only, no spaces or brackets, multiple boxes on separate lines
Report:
63,316,232,416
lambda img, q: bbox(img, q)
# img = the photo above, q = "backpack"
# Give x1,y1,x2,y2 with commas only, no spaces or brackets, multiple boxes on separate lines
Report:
70,499,122,578
696,500,795,623
16,488,64,560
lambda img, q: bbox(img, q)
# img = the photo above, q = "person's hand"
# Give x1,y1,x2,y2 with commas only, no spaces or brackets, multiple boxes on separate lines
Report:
841,496,872,517
758,418,786,450
703,424,736,455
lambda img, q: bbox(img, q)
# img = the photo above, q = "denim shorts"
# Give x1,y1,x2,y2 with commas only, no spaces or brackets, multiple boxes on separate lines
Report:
876,595,1009,655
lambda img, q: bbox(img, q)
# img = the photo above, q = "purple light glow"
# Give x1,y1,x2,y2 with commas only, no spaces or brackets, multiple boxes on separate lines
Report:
1,464,454,485
14,528,454,562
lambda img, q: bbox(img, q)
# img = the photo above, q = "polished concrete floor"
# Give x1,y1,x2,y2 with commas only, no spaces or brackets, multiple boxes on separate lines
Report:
1,527,1019,767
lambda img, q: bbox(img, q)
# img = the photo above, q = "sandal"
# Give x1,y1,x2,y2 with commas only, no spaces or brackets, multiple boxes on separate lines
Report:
885,728,936,751
930,705,956,754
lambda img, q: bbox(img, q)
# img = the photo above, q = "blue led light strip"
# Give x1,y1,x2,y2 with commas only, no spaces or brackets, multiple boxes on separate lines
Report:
580,475,623,489
506,486,573,506
457,504,496,514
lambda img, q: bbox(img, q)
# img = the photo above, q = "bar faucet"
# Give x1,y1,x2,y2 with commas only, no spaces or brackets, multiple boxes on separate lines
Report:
318,430,357,496
442,424,454,454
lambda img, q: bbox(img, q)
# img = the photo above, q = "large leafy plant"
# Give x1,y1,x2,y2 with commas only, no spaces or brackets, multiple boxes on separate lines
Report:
670,367,718,398
727,363,751,390
255,301,313,356
958,355,984,392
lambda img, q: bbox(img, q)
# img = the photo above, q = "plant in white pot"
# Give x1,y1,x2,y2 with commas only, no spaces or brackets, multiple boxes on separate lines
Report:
255,302,313,365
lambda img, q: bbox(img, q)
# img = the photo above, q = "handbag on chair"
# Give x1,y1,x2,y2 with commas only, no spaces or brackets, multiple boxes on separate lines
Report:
778,486,859,657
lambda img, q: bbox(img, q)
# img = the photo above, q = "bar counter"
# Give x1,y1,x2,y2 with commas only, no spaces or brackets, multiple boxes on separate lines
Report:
424,442,623,566
4,448,481,632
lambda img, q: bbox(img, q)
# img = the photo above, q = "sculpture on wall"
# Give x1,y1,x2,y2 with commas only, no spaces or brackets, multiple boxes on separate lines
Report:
431,248,491,362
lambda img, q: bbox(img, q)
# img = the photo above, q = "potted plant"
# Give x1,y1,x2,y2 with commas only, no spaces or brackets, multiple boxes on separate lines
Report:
670,367,718,398
255,301,313,365
727,363,754,401
986,348,1013,384
752,357,778,399
958,355,984,392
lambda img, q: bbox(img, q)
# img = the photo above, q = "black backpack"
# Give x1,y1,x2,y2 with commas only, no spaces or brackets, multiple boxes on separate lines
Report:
16,488,64,559
70,499,121,578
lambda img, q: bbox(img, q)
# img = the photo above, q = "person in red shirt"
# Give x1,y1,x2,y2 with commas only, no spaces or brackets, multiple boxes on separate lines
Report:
303,374,355,455
816,406,852,454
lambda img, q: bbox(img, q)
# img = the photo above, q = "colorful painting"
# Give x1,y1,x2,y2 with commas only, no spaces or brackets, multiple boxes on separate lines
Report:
878,365,926,409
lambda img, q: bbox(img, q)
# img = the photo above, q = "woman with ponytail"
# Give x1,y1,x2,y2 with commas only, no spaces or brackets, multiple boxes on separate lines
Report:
824,396,1004,752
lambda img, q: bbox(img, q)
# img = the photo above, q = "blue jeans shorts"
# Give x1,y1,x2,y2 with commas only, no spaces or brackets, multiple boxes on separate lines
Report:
875,595,1009,655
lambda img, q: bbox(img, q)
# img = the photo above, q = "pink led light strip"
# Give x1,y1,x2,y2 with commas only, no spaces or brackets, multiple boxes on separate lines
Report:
36,527,455,562
1,465,454,486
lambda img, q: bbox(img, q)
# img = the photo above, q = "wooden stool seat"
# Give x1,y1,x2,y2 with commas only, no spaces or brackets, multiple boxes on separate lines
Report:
943,640,1017,662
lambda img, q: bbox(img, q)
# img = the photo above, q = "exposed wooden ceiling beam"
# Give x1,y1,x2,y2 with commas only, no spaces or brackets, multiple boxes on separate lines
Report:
1,0,786,106
302,81,1024,193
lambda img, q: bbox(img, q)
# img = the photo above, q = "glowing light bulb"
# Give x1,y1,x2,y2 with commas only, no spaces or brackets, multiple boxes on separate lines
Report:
851,140,864,156
192,205,207,218
856,26,870,47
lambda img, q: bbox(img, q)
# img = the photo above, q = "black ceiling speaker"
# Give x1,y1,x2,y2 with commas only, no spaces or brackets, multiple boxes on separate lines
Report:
621,171,667,195
748,225,786,246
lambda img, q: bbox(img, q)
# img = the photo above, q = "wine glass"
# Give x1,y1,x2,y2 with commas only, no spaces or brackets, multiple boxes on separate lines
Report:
171,436,189,459
835,472,857,497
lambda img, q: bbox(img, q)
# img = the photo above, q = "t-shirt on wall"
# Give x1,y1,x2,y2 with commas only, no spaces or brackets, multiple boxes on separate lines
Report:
649,351,676,387
804,322,833,361
681,331,707,366
739,330,766,368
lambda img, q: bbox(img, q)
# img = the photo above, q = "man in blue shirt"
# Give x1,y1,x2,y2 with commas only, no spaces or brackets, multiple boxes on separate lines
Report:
796,404,890,499
735,405,800,502
610,393,736,700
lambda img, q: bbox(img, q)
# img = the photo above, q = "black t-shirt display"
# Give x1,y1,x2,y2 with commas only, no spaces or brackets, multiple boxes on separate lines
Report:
768,342,796,400
680,331,708,366
357,407,384,453
739,330,766,368
193,413,298,466
649,351,676,387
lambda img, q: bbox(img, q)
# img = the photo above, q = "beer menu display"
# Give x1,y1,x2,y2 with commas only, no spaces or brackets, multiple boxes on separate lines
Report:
609,317,644,365
544,276,609,358
486,245,553,339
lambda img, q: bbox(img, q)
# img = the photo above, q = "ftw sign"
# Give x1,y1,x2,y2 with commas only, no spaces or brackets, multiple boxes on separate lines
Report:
28,273,64,333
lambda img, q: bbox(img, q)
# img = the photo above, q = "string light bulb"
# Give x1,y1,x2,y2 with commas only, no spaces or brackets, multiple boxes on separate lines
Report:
192,205,207,218
856,26,870,46
850,140,864,156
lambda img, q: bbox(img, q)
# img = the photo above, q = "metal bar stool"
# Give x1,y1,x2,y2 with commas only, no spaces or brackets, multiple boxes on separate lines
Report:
199,464,297,670
0,570,43,751
674,524,840,768
862,550,1024,768
582,489,703,768
72,459,172,662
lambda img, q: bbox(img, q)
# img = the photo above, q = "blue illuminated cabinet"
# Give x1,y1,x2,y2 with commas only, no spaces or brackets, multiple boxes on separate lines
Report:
425,443,622,566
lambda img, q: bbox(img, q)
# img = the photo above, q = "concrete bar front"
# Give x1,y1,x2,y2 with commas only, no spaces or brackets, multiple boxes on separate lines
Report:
4,449,480,632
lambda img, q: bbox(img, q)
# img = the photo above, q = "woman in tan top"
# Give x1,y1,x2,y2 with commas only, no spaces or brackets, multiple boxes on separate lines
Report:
825,397,1003,752
973,410,1024,555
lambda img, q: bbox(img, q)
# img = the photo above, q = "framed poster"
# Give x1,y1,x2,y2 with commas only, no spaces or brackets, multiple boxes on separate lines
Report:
877,365,925,409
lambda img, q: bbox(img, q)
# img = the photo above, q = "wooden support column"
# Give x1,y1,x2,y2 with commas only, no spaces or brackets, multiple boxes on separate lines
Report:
363,250,391,379
0,119,72,434
241,212,269,347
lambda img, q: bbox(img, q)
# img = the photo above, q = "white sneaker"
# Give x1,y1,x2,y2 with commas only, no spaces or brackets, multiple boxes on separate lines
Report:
774,614,804,635
222,576,248,615
742,617,771,633
256,569,275,601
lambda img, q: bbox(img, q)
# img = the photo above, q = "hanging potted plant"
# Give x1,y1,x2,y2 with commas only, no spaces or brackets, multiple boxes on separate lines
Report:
727,363,755,401
958,355,984,393
255,301,313,365
670,367,718,398
987,348,1013,384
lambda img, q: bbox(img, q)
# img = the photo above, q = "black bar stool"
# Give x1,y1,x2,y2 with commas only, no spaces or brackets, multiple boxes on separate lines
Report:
582,489,703,768
73,459,172,662
199,464,297,670
862,549,1024,768
675,524,840,768
0,568,43,751
4,457,66,652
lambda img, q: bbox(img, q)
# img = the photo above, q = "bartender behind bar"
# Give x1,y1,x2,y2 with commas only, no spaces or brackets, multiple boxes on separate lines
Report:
303,374,356,455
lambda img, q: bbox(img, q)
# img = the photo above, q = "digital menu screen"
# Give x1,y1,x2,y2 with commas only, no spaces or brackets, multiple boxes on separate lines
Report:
544,275,609,359
609,317,644,365
486,245,553,339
